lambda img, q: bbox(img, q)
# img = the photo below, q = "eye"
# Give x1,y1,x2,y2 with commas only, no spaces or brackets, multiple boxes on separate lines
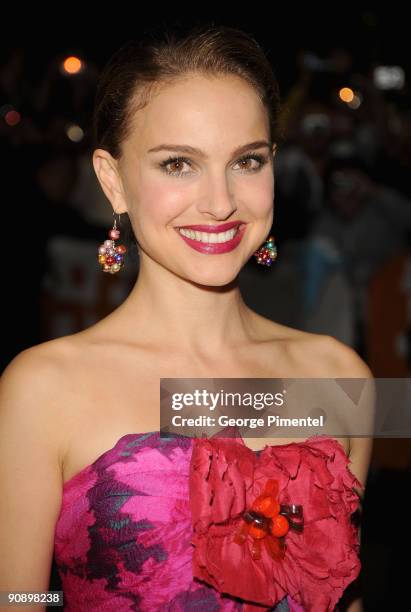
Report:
159,151,269,177
234,152,268,173
159,156,193,177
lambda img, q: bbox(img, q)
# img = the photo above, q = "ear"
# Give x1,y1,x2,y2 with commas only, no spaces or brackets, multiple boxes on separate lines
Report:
272,144,277,158
92,149,128,214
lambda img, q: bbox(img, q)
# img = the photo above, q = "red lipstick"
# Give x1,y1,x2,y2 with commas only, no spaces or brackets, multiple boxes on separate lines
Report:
175,222,247,254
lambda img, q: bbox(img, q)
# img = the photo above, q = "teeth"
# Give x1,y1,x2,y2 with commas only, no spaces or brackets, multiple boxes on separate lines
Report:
178,227,238,243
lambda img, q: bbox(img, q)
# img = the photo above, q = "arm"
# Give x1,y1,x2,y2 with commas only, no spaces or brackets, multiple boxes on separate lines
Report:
341,438,372,612
0,347,64,611
320,336,375,612
340,436,373,612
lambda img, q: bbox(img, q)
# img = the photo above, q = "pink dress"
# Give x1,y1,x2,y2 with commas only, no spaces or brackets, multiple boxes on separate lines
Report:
54,429,362,611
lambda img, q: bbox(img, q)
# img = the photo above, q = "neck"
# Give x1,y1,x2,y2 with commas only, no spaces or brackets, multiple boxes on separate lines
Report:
110,253,260,357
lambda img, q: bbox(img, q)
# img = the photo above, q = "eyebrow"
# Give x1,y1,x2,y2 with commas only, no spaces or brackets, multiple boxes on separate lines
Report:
147,140,272,158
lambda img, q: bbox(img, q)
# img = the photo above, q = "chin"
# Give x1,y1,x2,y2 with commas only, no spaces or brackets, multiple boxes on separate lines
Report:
200,272,241,288
183,264,241,288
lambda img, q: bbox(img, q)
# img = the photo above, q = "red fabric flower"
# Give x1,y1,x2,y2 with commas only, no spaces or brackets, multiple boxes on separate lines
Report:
233,477,304,564
188,429,362,612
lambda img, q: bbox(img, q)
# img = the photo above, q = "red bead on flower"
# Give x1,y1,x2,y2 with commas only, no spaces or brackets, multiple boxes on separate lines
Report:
233,478,304,561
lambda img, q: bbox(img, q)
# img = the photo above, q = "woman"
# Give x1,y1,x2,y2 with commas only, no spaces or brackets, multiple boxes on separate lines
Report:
0,24,373,611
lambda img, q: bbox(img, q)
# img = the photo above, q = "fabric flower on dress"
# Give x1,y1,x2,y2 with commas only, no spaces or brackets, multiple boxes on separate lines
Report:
188,429,363,612
233,477,304,563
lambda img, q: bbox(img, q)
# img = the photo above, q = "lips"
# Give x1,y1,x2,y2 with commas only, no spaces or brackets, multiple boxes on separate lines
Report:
177,221,244,233
176,223,247,254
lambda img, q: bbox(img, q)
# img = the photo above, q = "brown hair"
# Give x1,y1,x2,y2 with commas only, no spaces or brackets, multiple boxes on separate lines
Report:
92,22,282,160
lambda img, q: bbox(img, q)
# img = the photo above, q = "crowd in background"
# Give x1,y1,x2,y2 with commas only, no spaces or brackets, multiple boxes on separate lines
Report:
2,46,410,374
1,43,410,610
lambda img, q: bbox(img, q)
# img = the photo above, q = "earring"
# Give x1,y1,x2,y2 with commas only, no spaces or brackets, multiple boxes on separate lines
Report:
254,235,277,267
97,212,127,274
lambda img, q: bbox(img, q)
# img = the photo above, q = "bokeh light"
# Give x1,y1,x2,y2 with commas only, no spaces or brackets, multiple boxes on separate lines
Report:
66,124,84,142
62,56,83,75
339,87,355,103
4,109,21,126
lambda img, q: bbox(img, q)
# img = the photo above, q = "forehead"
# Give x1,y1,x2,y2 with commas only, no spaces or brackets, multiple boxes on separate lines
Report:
124,74,269,154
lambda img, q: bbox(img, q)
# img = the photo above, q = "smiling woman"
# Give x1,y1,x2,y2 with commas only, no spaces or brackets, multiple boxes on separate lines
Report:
91,64,279,286
0,22,372,612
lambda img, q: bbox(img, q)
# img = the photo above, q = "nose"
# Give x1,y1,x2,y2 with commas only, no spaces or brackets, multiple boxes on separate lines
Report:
196,170,238,220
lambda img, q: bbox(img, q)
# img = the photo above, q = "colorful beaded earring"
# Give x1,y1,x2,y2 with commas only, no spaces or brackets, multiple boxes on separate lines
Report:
254,235,277,267
97,212,127,274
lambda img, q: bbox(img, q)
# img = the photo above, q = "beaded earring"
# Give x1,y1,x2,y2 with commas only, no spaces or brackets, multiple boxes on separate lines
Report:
97,212,127,274
254,235,277,267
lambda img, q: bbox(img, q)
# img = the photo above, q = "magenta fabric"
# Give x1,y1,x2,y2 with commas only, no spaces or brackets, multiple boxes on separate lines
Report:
54,431,361,611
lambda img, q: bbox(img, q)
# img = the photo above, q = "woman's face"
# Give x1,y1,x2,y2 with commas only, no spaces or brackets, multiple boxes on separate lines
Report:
99,73,276,286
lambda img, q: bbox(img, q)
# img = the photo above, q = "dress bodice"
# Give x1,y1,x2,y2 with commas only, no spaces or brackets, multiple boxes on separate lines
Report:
54,430,361,611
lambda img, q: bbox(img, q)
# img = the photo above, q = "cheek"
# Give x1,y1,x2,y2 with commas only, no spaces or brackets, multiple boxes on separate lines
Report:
243,172,274,215
131,179,188,229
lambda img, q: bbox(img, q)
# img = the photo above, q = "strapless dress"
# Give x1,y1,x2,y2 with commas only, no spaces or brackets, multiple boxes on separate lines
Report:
54,428,362,611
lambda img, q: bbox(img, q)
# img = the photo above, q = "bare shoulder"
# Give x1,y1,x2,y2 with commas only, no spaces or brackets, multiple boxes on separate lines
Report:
302,332,374,378
300,332,374,488
264,319,374,378
248,311,373,377
1,333,85,395
259,320,374,486
0,333,88,464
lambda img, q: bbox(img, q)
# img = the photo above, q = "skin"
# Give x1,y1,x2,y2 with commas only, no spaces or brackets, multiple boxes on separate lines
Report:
0,73,373,610
94,73,276,349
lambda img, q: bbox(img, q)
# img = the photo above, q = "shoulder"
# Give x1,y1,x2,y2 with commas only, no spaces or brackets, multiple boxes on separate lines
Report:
0,334,87,465
253,312,373,378
1,333,84,393
261,316,372,375
304,333,374,379
0,331,94,420
262,324,375,485
304,334,374,488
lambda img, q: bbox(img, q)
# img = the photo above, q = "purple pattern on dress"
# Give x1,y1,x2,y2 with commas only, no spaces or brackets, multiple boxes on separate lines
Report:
55,432,246,610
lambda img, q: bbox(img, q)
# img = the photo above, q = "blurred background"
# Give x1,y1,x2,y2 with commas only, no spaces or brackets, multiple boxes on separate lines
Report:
1,9,410,611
